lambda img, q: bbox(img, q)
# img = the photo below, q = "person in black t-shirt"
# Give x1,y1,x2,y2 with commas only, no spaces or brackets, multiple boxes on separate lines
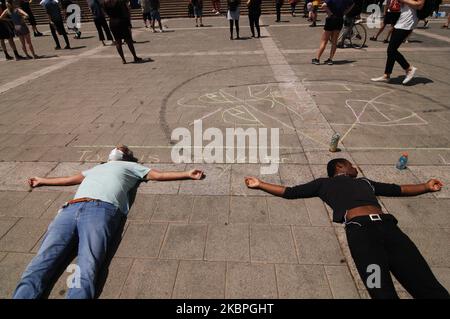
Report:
245,158,449,299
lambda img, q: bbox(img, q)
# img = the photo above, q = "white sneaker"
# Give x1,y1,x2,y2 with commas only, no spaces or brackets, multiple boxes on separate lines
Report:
371,76,390,82
402,67,417,85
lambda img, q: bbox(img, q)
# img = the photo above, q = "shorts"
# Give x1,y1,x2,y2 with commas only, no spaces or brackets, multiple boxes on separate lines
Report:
150,9,161,21
194,5,203,17
143,12,151,21
14,23,30,37
324,16,344,31
384,11,401,26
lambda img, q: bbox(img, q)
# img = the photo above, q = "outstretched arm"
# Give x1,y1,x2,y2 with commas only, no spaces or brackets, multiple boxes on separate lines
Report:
400,179,443,196
245,177,286,196
146,169,204,181
28,173,85,188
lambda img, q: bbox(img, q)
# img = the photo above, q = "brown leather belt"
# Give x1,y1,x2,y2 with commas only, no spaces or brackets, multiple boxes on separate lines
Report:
66,197,99,205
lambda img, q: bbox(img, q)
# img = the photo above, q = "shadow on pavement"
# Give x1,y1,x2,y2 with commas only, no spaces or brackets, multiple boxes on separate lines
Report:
390,76,433,86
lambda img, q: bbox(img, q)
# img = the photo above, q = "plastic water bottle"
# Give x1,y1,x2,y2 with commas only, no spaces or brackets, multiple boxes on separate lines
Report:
396,153,408,170
329,133,340,152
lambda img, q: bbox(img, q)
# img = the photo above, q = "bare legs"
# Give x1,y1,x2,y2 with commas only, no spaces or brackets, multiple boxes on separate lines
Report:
19,34,38,59
115,37,142,64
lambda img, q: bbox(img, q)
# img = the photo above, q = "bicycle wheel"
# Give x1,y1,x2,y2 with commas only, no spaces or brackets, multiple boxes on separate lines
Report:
350,23,367,49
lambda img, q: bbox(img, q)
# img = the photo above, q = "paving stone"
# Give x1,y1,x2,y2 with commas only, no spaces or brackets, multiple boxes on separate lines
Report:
179,164,231,195
0,191,28,217
7,191,59,218
0,218,50,253
0,162,57,191
409,166,450,199
116,223,167,258
40,192,76,219
0,218,18,239
225,262,277,299
99,257,135,299
190,196,229,224
401,227,450,267
276,264,333,298
151,195,193,222
304,197,332,226
127,194,158,221
159,224,207,260
229,196,268,224
267,197,310,225
324,265,360,299
292,226,345,265
0,253,34,298
172,261,226,298
204,224,250,262
250,224,297,263
120,259,179,299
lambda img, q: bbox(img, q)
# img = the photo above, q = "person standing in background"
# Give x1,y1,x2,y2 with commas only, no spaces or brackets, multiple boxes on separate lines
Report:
19,0,43,36
0,0,25,60
88,0,114,45
247,0,261,38
227,0,240,39
41,0,71,50
289,0,298,16
275,0,283,22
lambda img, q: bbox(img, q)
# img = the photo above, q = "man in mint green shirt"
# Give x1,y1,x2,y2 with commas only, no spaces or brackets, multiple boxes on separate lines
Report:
13,145,204,299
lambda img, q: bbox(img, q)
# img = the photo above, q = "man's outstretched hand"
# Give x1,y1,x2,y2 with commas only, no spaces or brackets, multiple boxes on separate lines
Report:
245,176,261,189
28,177,43,188
188,169,205,180
426,179,443,192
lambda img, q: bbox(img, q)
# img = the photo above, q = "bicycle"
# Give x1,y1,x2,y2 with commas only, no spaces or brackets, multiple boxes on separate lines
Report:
335,17,367,49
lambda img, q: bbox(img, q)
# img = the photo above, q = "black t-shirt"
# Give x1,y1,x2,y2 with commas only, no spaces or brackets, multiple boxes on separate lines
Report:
282,175,402,223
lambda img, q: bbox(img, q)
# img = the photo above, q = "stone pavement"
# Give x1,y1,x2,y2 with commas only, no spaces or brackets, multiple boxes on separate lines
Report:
0,14,449,299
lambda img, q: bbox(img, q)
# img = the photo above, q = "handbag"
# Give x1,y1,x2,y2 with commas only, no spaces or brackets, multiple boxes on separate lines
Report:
388,0,401,12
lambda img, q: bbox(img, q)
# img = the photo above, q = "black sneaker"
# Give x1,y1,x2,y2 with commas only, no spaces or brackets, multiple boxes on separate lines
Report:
55,46,61,50
309,22,316,27
311,58,320,65
324,58,333,65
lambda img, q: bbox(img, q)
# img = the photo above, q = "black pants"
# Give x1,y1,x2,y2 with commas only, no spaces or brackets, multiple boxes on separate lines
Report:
49,21,69,47
346,215,449,299
94,16,113,42
248,11,261,37
276,3,282,21
385,28,412,75
229,20,239,38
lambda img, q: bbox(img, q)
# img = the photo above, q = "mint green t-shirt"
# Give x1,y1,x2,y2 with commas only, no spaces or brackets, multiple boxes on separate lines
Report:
74,161,151,215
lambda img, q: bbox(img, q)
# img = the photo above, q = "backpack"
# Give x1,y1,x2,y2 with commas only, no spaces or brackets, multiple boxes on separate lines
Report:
417,0,435,20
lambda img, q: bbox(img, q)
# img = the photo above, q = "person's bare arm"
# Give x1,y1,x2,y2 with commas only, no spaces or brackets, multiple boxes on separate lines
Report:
400,179,443,196
28,173,85,188
146,169,204,181
18,8,29,18
399,0,424,10
244,177,286,196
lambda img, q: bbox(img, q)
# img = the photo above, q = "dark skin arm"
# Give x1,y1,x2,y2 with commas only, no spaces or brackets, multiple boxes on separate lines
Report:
244,177,286,196
400,179,443,196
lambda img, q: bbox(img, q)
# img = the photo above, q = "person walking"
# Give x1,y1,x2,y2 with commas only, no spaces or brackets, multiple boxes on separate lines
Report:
370,0,401,43
87,0,114,45
0,0,25,60
13,145,205,299
212,0,221,14
19,0,43,36
245,158,450,299
227,0,240,39
371,0,423,85
247,0,261,38
41,0,71,50
0,0,38,58
312,0,354,65
103,0,144,63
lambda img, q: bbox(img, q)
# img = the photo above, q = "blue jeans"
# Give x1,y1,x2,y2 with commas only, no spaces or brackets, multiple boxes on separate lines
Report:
13,201,123,299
